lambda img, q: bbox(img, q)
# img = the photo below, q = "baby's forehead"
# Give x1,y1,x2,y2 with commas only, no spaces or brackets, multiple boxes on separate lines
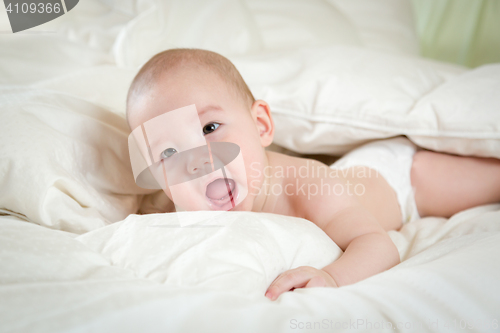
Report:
129,90,201,128
155,63,227,90
143,104,203,137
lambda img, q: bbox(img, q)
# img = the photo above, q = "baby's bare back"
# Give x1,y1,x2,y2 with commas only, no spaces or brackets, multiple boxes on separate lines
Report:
264,152,402,231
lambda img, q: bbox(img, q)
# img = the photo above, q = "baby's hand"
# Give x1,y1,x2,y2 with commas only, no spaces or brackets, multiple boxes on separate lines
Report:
265,266,338,301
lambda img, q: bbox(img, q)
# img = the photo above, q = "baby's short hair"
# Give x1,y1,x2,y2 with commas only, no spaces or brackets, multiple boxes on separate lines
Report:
126,48,255,126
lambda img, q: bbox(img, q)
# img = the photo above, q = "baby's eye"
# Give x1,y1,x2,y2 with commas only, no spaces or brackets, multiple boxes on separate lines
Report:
203,122,220,135
160,147,177,160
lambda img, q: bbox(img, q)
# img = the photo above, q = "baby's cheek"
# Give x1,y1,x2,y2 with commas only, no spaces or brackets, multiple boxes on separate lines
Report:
146,163,168,188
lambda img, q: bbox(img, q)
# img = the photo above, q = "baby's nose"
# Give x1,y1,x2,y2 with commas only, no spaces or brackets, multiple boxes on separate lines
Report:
187,153,212,175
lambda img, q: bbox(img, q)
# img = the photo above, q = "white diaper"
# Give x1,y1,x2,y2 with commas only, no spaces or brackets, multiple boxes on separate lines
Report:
330,136,420,224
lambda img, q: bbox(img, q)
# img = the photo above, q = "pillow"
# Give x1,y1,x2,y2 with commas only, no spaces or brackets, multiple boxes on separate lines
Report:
232,46,500,159
112,0,368,69
328,0,419,56
113,0,420,69
0,88,155,233
0,36,111,86
406,64,500,158
242,0,362,51
75,211,343,295
113,0,265,68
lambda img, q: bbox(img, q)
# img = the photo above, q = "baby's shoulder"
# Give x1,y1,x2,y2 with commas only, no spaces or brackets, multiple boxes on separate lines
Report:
266,151,334,181
266,151,347,217
267,151,328,169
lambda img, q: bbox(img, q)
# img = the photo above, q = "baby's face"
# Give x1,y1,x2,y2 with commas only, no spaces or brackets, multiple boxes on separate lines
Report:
128,66,269,212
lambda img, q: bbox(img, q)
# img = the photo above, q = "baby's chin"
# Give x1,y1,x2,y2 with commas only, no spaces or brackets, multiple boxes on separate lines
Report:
225,192,254,212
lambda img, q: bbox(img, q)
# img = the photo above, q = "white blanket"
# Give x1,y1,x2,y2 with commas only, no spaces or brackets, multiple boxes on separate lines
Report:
1,205,499,332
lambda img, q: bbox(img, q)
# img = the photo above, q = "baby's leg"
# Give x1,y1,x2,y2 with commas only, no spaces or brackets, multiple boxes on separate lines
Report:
411,151,500,218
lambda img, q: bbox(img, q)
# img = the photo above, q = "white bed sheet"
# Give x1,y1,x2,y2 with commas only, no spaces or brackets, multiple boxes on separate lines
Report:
1,204,499,333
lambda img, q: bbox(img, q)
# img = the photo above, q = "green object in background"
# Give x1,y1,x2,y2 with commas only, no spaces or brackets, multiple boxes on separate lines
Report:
411,0,500,68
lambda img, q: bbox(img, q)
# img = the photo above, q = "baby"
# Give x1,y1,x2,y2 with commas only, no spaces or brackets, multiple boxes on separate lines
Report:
126,48,500,301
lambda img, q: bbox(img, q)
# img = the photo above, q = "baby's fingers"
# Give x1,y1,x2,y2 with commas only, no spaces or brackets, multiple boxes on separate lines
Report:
265,267,316,301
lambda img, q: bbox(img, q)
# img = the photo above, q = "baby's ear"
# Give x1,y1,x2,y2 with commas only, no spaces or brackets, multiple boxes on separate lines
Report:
251,100,274,147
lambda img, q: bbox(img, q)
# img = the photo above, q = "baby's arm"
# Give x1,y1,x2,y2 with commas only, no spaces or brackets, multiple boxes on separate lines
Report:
265,174,400,300
320,205,400,287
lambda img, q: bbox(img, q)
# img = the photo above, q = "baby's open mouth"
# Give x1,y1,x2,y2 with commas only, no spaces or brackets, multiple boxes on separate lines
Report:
206,178,235,208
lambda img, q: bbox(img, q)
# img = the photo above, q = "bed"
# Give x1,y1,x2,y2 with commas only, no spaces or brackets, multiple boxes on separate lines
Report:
1,0,500,332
